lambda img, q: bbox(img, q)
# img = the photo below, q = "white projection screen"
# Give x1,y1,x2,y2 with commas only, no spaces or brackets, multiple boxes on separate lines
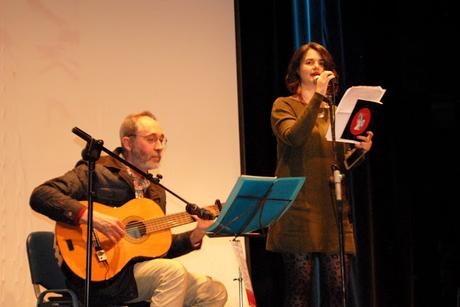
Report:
0,1,246,306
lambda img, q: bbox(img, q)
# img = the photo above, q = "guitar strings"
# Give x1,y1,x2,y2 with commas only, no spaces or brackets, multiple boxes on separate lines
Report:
124,213,195,235
124,207,217,236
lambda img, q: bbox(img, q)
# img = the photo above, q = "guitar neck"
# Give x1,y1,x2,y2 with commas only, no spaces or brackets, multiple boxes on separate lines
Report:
145,211,195,233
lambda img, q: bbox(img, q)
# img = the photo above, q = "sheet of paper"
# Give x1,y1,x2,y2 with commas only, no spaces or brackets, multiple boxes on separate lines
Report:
326,86,386,144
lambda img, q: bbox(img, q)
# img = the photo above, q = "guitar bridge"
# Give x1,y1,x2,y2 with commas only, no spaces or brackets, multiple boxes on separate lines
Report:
95,248,107,262
92,230,107,262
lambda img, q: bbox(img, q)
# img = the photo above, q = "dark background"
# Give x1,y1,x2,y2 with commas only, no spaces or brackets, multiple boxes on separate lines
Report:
234,1,458,306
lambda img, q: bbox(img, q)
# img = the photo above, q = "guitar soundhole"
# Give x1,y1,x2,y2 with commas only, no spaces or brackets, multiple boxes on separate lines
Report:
126,220,147,239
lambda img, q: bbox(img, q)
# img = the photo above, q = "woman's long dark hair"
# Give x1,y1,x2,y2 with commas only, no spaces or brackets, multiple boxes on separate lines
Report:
285,42,339,96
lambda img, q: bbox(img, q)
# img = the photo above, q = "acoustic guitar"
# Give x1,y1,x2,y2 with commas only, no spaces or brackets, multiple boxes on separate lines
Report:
55,198,220,281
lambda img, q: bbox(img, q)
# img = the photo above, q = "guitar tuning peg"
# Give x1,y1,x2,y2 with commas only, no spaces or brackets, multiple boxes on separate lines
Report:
214,199,222,211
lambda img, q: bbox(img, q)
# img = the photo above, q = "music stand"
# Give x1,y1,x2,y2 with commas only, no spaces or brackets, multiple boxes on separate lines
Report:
207,175,305,237
206,175,305,307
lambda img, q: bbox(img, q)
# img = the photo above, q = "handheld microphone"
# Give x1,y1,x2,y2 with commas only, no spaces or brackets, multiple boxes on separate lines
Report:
313,75,336,87
313,75,336,104
313,75,336,93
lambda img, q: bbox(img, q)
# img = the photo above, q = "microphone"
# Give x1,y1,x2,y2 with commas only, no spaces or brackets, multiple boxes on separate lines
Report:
186,203,215,220
313,75,336,87
314,75,338,105
72,127,93,142
313,75,336,104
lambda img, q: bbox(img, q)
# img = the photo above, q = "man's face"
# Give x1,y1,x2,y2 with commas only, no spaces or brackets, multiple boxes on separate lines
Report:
127,116,166,172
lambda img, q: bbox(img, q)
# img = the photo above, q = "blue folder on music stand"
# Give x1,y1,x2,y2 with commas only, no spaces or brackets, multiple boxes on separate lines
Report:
207,175,305,237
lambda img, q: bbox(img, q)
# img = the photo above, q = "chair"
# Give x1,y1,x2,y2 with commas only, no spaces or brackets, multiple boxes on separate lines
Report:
26,231,149,307
26,231,80,307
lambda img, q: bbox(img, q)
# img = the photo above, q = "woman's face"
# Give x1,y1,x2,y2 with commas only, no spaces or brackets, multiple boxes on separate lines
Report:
298,48,325,85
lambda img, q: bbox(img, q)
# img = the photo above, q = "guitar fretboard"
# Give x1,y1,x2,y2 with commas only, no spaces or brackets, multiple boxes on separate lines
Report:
126,206,216,235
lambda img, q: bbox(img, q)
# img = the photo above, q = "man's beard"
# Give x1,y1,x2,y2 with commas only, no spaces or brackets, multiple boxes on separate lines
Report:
131,148,160,171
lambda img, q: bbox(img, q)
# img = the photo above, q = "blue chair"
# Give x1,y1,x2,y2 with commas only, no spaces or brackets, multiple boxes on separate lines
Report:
26,231,150,307
26,231,80,307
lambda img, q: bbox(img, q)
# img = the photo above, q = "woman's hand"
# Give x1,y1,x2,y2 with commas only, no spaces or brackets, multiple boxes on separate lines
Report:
355,131,374,152
315,70,336,96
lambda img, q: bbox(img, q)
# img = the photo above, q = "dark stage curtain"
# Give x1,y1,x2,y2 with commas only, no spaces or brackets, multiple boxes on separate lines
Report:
235,0,458,306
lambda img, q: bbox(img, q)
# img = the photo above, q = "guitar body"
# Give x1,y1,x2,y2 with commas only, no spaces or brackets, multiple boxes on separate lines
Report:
55,198,172,281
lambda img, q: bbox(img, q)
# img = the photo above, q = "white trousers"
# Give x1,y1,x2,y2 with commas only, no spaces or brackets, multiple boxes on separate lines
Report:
125,258,228,307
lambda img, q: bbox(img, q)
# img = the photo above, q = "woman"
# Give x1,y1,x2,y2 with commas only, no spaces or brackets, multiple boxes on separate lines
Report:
266,42,373,307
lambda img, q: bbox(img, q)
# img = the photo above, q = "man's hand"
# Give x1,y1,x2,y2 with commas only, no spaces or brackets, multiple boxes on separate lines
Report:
79,209,125,243
189,215,216,246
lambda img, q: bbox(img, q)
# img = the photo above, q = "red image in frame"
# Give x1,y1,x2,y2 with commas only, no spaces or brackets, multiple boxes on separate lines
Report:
349,107,371,136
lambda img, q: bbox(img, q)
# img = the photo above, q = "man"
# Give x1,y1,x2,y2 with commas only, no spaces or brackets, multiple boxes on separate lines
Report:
30,111,228,306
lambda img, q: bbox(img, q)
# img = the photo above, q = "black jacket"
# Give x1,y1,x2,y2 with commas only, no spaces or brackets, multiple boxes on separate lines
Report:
30,148,198,305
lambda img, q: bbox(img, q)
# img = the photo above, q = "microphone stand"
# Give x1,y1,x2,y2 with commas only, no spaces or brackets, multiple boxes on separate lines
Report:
76,132,104,307
327,85,347,307
72,127,215,220
72,127,215,307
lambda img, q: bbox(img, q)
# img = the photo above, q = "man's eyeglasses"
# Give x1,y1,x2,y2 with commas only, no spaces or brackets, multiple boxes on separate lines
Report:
129,134,167,146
